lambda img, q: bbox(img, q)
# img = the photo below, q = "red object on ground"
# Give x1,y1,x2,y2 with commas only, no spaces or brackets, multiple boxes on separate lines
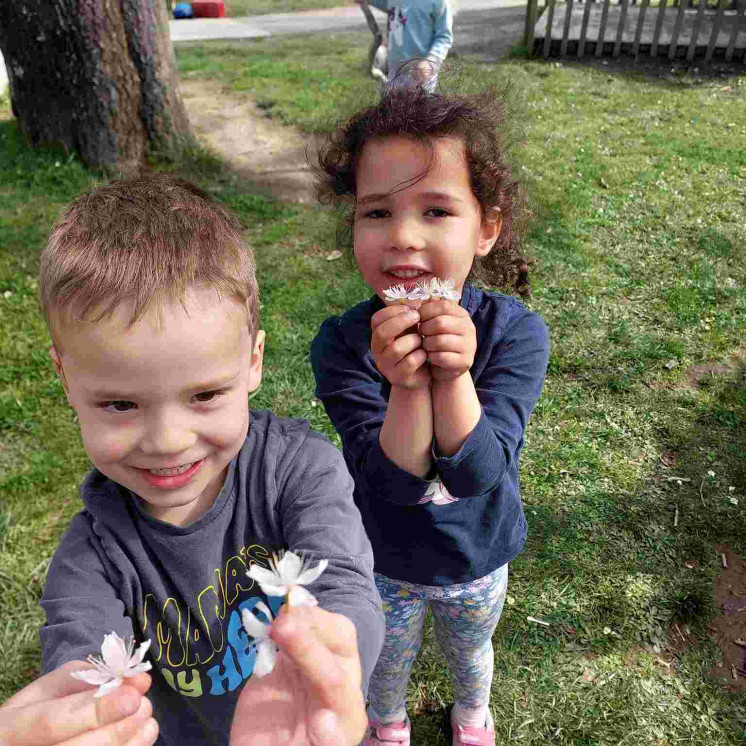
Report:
191,0,225,17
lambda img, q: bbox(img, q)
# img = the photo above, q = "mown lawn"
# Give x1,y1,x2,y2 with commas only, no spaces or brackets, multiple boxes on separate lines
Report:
2,32,746,744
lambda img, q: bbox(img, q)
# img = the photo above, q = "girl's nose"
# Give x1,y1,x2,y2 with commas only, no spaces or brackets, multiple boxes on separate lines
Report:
389,216,425,252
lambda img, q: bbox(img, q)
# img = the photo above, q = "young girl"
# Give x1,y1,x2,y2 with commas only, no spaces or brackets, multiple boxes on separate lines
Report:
310,87,550,746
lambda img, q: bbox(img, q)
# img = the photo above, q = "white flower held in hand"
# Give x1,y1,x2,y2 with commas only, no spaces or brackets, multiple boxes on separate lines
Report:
70,632,152,697
240,601,278,678
246,550,328,607
382,277,461,304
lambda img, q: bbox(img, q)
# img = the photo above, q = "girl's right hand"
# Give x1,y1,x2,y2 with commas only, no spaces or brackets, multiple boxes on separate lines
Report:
370,305,430,390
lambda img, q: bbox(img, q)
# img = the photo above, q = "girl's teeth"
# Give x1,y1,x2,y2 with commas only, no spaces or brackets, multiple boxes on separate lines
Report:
390,270,424,279
148,462,195,476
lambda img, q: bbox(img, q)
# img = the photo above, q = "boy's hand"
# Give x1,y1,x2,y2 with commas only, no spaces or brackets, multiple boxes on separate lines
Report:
418,300,477,382
0,662,156,746
370,305,430,390
231,605,366,746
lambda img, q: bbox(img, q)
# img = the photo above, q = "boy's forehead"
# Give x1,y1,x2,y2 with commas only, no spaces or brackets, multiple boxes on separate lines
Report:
52,289,252,358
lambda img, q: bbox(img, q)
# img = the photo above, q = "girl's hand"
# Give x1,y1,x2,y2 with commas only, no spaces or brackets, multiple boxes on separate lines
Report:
418,300,477,382
370,305,430,390
230,605,366,746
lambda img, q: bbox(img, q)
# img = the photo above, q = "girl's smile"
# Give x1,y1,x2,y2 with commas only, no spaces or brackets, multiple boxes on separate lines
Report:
353,136,499,303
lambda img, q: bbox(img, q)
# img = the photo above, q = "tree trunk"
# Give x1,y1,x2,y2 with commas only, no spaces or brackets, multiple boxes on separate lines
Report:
0,0,191,171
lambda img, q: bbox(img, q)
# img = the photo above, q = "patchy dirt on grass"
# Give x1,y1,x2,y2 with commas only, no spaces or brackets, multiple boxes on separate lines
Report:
179,78,322,204
707,545,746,692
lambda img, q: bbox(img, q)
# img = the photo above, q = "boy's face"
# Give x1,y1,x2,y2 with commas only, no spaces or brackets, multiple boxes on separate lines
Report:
353,136,500,302
51,288,264,527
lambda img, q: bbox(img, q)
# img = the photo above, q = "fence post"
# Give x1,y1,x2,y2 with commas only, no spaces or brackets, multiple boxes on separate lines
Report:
651,0,668,56
596,0,612,55
614,0,631,55
632,0,651,56
544,0,558,57
578,0,595,56
687,0,708,60
524,0,540,47
725,0,745,61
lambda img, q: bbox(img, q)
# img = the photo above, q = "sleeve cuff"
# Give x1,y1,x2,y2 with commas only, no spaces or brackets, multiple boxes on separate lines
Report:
362,437,433,506
433,411,505,497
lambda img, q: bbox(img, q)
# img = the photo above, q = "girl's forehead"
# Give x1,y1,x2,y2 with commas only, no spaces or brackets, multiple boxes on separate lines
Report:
356,136,471,193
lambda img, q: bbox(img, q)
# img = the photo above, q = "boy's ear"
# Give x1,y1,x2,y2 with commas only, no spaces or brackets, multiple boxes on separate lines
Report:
248,330,265,393
475,208,503,258
49,345,69,393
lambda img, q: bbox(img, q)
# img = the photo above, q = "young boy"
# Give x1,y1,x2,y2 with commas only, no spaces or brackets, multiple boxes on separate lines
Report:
27,173,383,745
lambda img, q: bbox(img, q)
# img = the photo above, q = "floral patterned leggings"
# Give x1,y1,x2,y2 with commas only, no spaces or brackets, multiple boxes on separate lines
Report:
369,564,509,718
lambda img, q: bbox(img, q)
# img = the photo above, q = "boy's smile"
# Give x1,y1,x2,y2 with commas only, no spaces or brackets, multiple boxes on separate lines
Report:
51,288,264,527
353,136,499,302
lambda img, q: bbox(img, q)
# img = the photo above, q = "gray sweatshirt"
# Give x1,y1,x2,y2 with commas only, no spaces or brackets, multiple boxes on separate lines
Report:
40,410,384,745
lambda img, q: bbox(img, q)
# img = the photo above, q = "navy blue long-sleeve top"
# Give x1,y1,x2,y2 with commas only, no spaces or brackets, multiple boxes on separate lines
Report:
311,285,550,586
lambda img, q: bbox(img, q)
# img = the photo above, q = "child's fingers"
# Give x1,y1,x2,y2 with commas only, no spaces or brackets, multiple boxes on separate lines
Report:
419,313,467,338
379,331,423,366
424,351,463,370
2,687,152,746
421,334,464,354
308,709,359,746
394,348,428,377
371,309,420,354
416,299,463,322
274,606,358,660
370,304,416,332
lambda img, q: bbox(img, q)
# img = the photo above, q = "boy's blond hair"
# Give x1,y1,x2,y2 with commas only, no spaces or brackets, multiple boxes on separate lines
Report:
39,173,259,347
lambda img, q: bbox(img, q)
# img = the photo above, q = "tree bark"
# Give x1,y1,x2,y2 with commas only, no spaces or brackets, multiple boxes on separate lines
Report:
0,0,191,171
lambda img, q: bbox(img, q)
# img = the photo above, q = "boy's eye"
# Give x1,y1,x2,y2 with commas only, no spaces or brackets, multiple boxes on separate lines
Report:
99,401,136,413
425,208,450,218
193,390,227,404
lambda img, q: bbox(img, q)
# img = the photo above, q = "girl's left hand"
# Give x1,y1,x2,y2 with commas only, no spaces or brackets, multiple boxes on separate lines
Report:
418,300,477,382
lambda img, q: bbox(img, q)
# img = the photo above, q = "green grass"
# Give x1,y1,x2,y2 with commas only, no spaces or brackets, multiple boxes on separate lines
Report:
225,0,352,15
2,34,746,744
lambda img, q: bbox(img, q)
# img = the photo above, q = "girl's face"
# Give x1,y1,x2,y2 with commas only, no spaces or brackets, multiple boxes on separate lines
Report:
353,136,500,301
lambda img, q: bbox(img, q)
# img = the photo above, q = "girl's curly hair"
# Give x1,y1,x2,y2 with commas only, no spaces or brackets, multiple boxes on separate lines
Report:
314,84,532,296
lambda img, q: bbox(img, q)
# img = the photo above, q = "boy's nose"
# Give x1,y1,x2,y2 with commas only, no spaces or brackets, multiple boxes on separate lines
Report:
139,411,197,456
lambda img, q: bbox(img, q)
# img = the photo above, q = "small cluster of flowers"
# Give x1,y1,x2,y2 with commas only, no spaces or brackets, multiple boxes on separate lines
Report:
71,551,327,694
383,277,460,304
241,551,328,677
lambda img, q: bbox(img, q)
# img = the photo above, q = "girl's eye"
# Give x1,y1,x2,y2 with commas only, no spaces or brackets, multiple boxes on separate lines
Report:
425,208,450,218
363,208,389,219
193,390,227,404
99,401,136,413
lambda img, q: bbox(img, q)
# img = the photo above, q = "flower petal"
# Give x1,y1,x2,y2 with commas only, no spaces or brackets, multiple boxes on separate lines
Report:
94,677,123,698
123,661,152,677
242,608,271,640
131,638,151,664
101,632,128,670
253,639,278,678
287,585,319,608
276,551,303,582
246,564,280,586
70,669,114,686
295,558,328,586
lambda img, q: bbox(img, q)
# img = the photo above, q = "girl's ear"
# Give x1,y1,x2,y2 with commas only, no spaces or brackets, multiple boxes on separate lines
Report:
476,207,502,257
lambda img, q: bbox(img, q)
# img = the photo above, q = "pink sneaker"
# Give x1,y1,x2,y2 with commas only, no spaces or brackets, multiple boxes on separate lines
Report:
451,708,495,746
363,715,411,746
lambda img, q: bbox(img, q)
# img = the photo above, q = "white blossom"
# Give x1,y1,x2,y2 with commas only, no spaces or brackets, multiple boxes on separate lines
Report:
417,478,459,506
247,550,328,607
428,277,460,301
382,284,411,303
382,277,461,305
241,602,279,678
70,632,152,698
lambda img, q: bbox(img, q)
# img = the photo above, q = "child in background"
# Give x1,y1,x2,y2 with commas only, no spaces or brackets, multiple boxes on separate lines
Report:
24,173,383,746
311,88,550,746
362,0,453,89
